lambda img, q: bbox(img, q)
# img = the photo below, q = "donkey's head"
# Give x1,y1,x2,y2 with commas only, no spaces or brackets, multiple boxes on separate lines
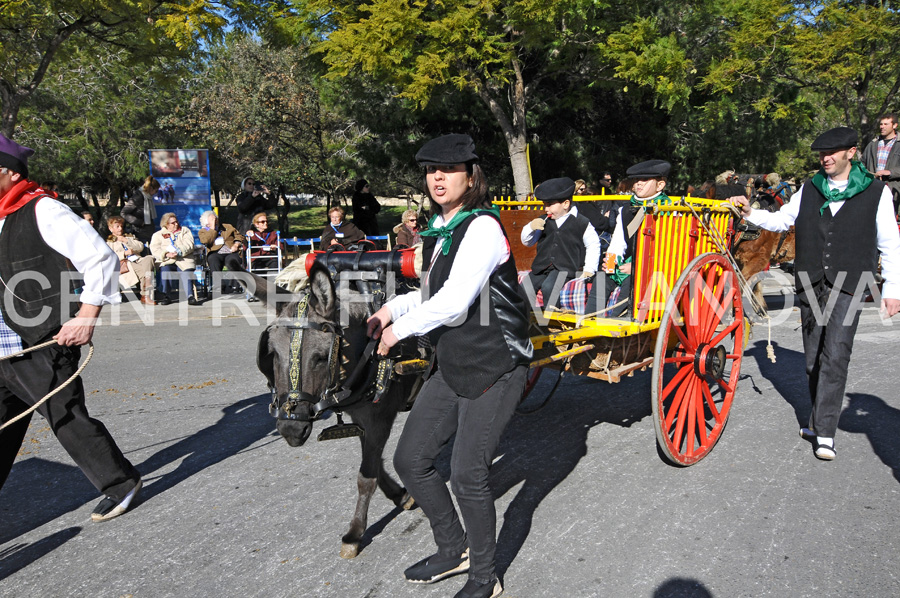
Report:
255,262,371,447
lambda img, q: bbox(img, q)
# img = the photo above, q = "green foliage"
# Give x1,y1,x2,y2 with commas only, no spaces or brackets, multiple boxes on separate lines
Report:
165,35,363,201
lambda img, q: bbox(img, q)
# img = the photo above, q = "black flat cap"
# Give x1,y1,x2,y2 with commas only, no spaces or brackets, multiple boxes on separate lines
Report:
810,127,858,151
534,177,576,202
626,159,671,179
415,134,479,165
0,133,33,179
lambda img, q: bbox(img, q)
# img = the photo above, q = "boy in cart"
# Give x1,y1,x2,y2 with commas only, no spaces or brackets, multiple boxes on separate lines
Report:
520,176,601,310
587,160,672,317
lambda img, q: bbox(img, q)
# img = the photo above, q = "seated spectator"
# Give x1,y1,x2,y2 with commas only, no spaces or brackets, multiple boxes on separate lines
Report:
321,206,365,249
122,176,160,242
106,216,156,305
393,209,422,247
82,211,95,228
574,179,588,195
150,212,199,306
587,159,671,317
246,211,279,270
199,210,246,294
520,177,600,309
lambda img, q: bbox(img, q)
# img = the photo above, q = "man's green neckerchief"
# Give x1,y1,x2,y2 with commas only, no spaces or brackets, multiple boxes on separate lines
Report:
811,161,874,215
419,206,500,255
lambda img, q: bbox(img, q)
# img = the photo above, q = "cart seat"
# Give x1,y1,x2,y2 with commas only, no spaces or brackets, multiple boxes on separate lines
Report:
518,271,593,314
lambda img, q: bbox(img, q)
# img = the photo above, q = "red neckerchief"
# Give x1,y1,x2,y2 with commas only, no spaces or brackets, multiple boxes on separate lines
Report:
0,179,56,219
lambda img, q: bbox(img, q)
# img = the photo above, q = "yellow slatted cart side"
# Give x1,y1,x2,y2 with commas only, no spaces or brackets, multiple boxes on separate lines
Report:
631,197,736,325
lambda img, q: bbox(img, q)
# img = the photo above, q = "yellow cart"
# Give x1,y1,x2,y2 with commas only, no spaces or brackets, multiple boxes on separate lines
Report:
497,195,747,466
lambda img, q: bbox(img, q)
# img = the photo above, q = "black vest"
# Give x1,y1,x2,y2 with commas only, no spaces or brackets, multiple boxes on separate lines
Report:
530,212,589,275
794,179,883,295
620,205,643,260
0,197,76,345
422,212,533,398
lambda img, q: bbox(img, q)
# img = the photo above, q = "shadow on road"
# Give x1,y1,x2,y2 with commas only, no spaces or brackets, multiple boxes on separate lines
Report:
747,339,810,427
489,372,652,578
135,393,275,503
841,393,900,485
654,577,714,597
0,526,81,582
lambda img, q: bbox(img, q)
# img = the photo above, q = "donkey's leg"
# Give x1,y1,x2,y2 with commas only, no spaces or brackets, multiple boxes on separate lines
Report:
340,470,377,559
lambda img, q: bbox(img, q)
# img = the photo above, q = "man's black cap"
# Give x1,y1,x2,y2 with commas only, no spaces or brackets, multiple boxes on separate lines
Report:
534,177,576,202
626,159,671,179
415,134,479,165
810,127,858,151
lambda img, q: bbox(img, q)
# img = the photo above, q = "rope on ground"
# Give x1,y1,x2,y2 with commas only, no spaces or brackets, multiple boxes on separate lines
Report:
0,340,94,432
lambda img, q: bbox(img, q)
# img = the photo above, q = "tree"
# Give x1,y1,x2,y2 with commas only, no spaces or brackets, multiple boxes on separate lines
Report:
0,0,266,137
292,0,615,198
167,35,365,206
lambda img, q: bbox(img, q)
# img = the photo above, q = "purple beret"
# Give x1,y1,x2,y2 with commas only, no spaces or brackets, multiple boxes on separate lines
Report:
534,177,576,202
415,134,478,165
810,127,858,151
0,133,33,179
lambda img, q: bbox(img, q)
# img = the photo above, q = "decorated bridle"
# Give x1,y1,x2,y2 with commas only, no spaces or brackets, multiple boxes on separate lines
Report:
269,293,378,423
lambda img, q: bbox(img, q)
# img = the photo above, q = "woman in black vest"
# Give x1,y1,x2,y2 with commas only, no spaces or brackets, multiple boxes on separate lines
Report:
367,134,532,598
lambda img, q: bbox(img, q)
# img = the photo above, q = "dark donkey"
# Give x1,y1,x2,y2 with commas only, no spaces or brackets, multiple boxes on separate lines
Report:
249,253,428,558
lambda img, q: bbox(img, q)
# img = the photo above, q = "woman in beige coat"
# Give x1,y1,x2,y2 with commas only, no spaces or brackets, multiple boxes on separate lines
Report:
149,212,199,305
107,216,156,304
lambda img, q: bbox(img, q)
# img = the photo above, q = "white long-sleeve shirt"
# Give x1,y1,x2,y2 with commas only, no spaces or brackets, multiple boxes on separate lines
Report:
520,205,601,273
386,213,509,340
0,197,121,306
746,180,900,299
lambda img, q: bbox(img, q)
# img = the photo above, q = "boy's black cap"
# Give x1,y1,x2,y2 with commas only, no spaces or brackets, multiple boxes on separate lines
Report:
415,134,478,165
626,159,671,179
810,127,858,151
534,177,576,202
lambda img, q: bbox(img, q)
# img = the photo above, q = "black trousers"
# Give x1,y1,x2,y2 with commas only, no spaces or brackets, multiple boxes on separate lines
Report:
0,344,140,501
585,273,633,317
394,366,525,584
798,278,865,438
207,251,244,289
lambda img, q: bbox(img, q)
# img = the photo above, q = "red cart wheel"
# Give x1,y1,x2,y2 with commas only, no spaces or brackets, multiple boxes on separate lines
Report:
651,253,744,466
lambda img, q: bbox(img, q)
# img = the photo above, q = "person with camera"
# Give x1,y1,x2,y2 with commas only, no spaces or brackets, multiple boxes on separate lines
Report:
235,176,277,235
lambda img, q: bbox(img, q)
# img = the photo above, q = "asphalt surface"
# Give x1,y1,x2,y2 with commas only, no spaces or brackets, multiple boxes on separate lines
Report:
2,274,900,598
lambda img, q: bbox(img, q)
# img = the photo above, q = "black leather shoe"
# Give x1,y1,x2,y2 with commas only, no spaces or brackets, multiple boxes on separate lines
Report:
188,296,201,306
91,479,142,522
404,550,469,584
453,579,503,598
158,295,172,306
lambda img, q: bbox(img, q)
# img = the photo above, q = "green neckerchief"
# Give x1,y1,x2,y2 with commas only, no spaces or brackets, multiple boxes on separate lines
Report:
610,256,631,286
811,161,874,215
419,206,500,255
629,191,671,207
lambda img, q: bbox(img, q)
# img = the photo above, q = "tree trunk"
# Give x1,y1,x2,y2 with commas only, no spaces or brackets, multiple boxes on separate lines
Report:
475,58,532,200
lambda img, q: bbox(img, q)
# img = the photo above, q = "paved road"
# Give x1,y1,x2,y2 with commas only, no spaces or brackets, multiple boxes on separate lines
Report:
2,281,899,598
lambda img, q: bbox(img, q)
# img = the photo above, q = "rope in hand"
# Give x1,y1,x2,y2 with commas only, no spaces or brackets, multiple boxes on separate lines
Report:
684,201,777,363
0,339,95,432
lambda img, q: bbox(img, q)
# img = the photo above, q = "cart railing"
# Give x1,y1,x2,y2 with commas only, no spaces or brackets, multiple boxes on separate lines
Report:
493,194,736,326
633,201,735,325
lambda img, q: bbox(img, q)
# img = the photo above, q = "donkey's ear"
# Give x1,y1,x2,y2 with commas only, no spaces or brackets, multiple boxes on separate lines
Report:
307,261,337,320
257,324,275,388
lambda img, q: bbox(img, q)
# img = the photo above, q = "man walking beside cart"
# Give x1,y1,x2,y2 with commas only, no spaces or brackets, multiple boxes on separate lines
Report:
730,126,900,461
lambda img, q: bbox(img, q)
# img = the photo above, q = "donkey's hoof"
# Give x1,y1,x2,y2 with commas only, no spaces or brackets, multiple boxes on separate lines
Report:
401,493,416,510
340,542,359,559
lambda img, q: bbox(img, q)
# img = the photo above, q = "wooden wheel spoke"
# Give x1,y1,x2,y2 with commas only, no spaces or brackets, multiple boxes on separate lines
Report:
664,355,695,364
714,377,735,394
679,289,700,348
672,323,695,353
661,362,693,406
701,380,722,424
694,385,709,447
709,318,741,347
671,374,695,450
700,273,731,340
